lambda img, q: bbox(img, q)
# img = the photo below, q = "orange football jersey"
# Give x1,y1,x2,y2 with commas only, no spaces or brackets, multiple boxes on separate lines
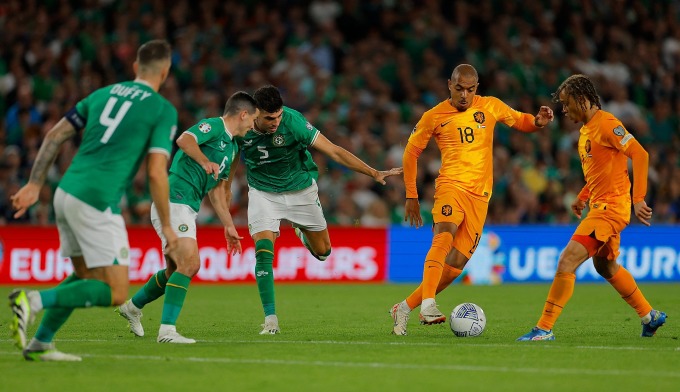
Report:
578,110,639,206
407,95,529,201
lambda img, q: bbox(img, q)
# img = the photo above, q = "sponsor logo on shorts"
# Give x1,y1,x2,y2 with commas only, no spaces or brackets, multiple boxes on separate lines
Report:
473,111,485,124
273,134,285,146
179,224,189,232
442,205,453,216
120,247,129,259
198,122,211,133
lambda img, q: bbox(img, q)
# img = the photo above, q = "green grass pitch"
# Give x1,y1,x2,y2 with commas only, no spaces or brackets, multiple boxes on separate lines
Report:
1,283,678,391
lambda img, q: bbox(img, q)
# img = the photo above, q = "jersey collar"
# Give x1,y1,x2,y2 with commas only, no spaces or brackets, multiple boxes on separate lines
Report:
221,117,234,139
132,79,154,89
251,126,269,136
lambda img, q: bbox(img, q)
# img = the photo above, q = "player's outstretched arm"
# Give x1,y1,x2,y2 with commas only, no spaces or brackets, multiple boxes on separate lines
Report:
510,106,555,133
11,118,76,218
533,106,555,127
148,153,178,254
311,133,402,184
208,180,243,255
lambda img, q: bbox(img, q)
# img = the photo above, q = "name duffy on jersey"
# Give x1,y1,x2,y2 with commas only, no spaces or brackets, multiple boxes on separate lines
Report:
110,84,153,101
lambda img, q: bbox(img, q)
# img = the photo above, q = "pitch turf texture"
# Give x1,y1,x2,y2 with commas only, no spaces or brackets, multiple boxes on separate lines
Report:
1,283,678,391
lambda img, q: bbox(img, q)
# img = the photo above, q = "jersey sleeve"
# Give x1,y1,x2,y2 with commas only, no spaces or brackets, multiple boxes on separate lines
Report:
149,102,178,156
184,117,222,146
69,93,92,128
485,96,524,127
599,119,634,152
75,90,96,118
288,110,320,147
407,111,436,149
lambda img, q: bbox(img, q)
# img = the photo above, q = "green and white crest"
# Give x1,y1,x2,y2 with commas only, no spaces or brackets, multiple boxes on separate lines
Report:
273,134,285,146
178,224,189,232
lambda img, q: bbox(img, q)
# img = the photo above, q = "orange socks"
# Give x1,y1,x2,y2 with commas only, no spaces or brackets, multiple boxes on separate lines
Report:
420,232,454,300
607,266,652,318
406,263,463,309
537,272,575,331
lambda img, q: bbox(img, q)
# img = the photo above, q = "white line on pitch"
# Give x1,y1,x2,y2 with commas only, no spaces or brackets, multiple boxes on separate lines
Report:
1,338,677,352
0,350,679,378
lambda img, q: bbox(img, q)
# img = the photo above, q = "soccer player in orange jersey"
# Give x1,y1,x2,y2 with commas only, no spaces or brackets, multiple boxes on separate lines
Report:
389,64,555,335
517,74,666,341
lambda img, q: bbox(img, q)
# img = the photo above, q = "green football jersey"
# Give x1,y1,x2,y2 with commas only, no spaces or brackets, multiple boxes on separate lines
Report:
237,106,319,193
59,80,177,212
169,117,239,212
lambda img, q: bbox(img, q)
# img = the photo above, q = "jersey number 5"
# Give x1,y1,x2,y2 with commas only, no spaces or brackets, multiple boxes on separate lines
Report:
257,145,269,160
99,97,132,143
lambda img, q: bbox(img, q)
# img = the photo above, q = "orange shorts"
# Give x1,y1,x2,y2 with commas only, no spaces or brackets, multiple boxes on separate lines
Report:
432,185,488,258
573,202,630,261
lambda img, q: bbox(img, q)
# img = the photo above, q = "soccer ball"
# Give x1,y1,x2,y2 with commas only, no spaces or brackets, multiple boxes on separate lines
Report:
450,303,486,337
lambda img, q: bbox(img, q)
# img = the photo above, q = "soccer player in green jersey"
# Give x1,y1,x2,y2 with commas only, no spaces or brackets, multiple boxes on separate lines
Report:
8,40,178,361
116,92,259,343
239,85,402,334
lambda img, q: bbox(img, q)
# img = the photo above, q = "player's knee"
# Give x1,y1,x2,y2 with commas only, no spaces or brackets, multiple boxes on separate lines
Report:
176,257,201,277
556,253,580,273
111,289,128,306
593,258,617,279
315,242,332,257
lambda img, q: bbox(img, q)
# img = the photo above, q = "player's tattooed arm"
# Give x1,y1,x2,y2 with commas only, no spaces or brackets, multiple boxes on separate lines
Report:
29,118,77,185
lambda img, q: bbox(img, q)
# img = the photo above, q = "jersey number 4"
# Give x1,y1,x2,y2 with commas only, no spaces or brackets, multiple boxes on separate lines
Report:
99,97,132,143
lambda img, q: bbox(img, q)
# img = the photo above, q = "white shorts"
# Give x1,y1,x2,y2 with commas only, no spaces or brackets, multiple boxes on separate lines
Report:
150,202,198,250
54,188,130,268
247,182,327,236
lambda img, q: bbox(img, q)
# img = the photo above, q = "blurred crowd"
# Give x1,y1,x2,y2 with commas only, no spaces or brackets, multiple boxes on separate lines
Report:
1,0,679,227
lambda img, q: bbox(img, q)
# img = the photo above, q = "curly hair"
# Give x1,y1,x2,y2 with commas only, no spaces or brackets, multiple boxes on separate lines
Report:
551,74,601,112
253,85,283,113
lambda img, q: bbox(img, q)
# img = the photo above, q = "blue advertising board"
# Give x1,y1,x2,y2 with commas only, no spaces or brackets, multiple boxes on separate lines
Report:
388,225,680,283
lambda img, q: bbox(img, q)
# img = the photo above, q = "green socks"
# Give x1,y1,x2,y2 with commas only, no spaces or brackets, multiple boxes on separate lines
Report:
255,239,276,316
35,273,80,343
39,279,112,308
161,272,192,325
132,269,169,309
